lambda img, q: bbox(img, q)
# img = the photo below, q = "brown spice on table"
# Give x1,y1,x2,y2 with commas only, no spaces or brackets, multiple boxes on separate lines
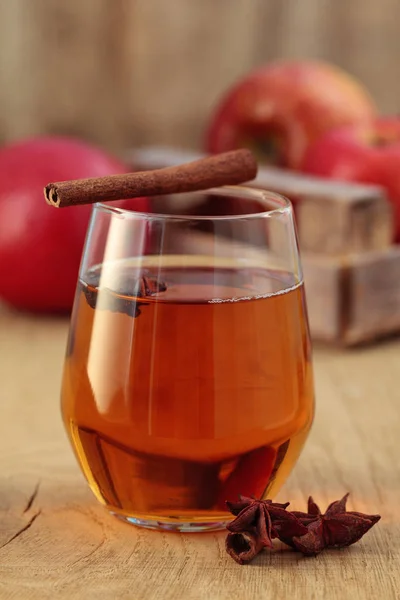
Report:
225,495,307,564
225,493,381,564
280,493,381,556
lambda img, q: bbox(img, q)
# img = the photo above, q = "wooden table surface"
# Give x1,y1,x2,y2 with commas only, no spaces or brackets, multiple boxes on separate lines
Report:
0,303,398,600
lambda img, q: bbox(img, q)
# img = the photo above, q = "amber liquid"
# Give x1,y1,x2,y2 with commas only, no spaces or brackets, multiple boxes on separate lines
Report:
61,261,314,527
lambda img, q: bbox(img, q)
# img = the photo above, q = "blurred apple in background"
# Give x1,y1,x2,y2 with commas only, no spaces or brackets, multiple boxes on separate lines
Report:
301,117,400,241
205,60,376,169
0,136,148,313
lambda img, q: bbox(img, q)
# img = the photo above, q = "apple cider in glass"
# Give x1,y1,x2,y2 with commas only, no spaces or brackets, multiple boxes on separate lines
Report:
60,186,315,531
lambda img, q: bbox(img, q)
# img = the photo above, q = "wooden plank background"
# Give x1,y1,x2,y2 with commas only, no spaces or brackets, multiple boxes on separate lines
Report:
0,0,398,153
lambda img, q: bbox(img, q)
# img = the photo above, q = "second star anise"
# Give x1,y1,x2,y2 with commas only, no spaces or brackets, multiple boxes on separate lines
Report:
279,493,381,556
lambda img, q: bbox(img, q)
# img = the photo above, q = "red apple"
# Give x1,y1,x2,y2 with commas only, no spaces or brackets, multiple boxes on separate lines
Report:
301,117,400,241
0,136,149,313
205,60,376,169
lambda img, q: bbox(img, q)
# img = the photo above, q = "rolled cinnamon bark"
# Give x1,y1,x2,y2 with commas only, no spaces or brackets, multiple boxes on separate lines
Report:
44,148,258,208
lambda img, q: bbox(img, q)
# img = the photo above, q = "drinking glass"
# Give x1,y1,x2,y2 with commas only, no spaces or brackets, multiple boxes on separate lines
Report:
61,186,315,532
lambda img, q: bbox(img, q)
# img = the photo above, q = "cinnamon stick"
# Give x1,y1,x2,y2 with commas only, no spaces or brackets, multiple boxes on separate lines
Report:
44,148,257,208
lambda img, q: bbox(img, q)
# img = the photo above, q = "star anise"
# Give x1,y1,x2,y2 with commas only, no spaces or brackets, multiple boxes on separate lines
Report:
83,272,166,317
225,530,264,565
225,495,308,564
279,493,381,556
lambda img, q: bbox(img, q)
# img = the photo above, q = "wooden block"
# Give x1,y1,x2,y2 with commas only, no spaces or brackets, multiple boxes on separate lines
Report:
297,191,391,256
303,247,400,345
127,146,393,256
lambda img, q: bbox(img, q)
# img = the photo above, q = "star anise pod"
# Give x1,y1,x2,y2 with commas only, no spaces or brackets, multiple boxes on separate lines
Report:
225,495,308,564
225,530,264,565
83,272,166,318
279,493,381,556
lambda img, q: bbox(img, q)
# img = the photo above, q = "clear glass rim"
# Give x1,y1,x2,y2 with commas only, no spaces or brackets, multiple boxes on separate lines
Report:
94,185,292,221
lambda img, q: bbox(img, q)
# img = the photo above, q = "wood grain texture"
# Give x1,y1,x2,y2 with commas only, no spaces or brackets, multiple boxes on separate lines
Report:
0,303,398,599
0,0,399,150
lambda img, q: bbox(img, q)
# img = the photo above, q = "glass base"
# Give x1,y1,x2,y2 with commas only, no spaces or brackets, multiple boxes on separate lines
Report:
110,511,230,532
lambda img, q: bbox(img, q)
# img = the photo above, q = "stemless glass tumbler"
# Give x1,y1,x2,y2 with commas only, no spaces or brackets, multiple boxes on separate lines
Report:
61,186,315,532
